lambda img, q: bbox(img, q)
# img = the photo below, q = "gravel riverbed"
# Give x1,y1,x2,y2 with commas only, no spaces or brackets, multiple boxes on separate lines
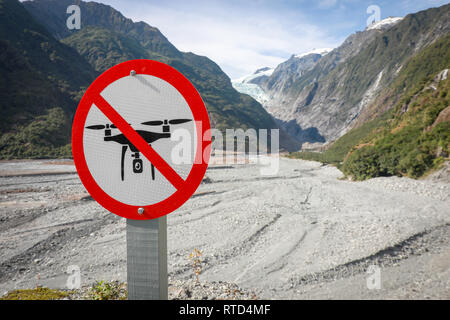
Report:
0,157,448,299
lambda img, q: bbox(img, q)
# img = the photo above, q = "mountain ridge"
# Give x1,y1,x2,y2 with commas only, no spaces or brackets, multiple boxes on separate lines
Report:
23,0,289,138
0,0,302,159
289,32,450,180
261,4,450,145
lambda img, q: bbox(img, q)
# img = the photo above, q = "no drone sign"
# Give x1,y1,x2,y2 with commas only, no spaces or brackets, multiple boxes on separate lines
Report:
72,59,211,220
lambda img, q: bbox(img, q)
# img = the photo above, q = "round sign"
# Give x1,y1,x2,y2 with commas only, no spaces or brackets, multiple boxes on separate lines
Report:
72,59,211,220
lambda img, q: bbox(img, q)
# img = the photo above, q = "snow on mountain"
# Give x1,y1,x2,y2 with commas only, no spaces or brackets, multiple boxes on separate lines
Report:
294,48,333,59
366,17,403,30
232,67,274,104
232,81,270,104
233,67,274,84
232,48,332,105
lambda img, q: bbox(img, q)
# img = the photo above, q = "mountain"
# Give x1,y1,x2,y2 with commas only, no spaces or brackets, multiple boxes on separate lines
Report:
340,33,450,180
262,49,332,118
265,6,449,146
233,67,274,86
261,19,403,145
261,30,390,140
0,0,300,159
366,17,403,30
289,26,450,180
0,0,98,158
22,0,280,136
292,48,333,59
233,49,333,145
23,0,180,57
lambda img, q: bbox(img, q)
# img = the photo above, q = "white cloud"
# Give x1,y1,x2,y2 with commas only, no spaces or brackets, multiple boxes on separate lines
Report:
399,0,450,11
120,2,340,79
318,0,338,9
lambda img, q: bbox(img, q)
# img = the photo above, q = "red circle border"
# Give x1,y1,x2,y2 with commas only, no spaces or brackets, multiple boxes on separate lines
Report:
72,59,211,220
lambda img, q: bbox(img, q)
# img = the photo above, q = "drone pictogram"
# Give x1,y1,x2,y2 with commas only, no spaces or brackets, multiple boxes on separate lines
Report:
86,119,192,181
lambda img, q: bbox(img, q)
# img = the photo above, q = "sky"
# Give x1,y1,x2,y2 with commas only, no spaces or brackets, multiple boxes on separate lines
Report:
90,0,449,79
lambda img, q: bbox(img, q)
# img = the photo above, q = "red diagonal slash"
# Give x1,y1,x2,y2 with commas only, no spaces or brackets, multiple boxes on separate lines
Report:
91,93,186,190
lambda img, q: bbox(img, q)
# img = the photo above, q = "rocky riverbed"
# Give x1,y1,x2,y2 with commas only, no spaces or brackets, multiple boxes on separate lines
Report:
0,157,449,299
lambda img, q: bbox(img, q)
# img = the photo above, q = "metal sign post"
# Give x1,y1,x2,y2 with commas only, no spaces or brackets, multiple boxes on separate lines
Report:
127,216,168,300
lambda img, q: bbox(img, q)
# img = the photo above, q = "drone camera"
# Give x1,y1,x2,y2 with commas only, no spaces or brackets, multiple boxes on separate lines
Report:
133,159,143,174
131,152,143,174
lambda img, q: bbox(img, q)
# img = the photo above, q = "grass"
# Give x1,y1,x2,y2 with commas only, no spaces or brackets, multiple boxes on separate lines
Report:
1,281,127,300
0,287,71,300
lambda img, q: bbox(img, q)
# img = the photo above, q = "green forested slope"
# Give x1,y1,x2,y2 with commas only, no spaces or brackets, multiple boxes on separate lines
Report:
0,0,282,159
0,0,97,158
25,0,278,132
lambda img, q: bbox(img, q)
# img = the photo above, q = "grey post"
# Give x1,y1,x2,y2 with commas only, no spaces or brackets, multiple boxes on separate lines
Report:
126,215,168,300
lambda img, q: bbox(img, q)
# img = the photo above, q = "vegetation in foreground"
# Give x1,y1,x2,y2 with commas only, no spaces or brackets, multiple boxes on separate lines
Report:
86,280,127,300
0,281,127,300
0,287,71,300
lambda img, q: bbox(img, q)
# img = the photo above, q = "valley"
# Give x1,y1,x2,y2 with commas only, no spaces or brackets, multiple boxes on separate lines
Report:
232,5,449,181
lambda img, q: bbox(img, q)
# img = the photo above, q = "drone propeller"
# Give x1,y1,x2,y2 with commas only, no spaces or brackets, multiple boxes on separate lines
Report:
141,119,192,126
141,120,163,126
169,119,192,125
85,124,118,130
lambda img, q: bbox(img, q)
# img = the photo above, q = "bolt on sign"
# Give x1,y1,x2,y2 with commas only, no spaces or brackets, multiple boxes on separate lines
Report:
72,59,211,220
